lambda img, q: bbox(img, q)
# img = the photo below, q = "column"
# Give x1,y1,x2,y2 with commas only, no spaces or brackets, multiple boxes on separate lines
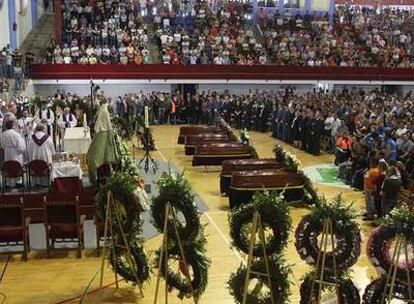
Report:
305,0,312,11
8,0,17,49
31,0,38,27
328,0,335,25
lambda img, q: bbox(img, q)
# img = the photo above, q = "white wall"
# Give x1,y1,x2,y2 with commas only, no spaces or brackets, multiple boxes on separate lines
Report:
312,0,330,10
17,1,32,47
0,0,45,48
0,0,10,47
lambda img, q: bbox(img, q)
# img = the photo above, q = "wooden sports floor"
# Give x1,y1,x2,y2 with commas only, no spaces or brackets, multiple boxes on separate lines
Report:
0,126,376,304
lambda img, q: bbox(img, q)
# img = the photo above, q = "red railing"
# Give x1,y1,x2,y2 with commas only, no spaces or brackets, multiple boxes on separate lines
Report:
32,64,414,81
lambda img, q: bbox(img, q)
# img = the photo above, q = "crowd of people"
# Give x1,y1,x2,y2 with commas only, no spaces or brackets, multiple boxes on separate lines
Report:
155,1,262,64
261,6,414,67
0,45,34,94
2,86,413,217
45,0,153,64
44,2,414,67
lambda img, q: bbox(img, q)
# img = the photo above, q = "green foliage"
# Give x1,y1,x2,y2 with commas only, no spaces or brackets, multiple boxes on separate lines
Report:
154,232,210,299
113,117,136,141
228,255,292,304
156,170,194,200
29,94,43,109
152,169,210,300
387,206,414,243
273,145,317,204
312,195,358,224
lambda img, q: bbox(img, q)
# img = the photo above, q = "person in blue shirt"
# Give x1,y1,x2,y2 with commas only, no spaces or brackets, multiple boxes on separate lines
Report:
384,131,398,161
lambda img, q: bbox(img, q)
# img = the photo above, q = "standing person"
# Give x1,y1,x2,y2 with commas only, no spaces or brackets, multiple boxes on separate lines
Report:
1,119,26,187
17,108,35,150
300,111,308,151
14,63,23,91
27,124,55,186
35,102,55,138
58,106,78,140
380,166,401,217
4,48,13,79
335,130,353,165
291,110,301,148
363,158,380,221
374,160,388,218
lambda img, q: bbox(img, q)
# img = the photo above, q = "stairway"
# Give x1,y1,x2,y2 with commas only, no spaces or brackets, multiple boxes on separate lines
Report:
20,13,55,63
146,24,161,63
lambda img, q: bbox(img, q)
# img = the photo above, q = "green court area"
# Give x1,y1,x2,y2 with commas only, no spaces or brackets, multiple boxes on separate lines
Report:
316,168,340,184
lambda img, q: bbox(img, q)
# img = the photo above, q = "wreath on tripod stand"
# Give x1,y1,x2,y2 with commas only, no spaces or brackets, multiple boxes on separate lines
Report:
229,191,291,257
295,195,361,273
227,191,292,304
365,206,414,298
228,255,292,304
299,271,360,304
151,170,210,300
97,171,150,284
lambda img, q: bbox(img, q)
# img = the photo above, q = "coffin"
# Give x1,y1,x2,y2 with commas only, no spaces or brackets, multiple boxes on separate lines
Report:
220,159,285,195
192,143,251,166
185,133,232,155
228,169,305,208
177,126,224,144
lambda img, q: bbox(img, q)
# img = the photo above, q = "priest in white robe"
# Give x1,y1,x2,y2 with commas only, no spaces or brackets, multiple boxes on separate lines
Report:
35,103,55,138
27,124,55,186
1,119,27,187
58,107,78,135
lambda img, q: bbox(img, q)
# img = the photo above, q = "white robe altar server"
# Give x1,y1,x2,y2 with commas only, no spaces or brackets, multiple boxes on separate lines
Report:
28,124,55,186
1,119,26,186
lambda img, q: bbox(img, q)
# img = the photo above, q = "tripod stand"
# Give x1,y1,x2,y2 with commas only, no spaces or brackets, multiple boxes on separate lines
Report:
138,127,158,174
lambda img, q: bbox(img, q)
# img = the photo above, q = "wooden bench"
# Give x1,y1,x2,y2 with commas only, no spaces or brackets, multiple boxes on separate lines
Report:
192,143,252,167
220,159,285,195
177,126,224,144
185,133,232,155
228,169,305,208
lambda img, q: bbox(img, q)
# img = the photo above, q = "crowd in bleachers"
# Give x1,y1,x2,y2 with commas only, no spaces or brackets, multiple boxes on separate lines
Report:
44,2,414,67
261,6,414,67
45,0,153,64
155,1,261,64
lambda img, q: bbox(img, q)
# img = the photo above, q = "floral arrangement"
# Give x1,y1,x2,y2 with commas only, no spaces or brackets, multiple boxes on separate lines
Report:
228,191,292,303
366,206,414,287
300,271,360,304
97,171,150,285
151,169,210,300
239,128,250,145
363,277,412,303
273,145,318,204
295,195,361,303
295,195,361,274
229,191,291,257
228,255,292,304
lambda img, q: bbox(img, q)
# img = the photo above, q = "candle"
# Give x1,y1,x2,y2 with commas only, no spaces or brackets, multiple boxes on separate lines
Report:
144,106,149,128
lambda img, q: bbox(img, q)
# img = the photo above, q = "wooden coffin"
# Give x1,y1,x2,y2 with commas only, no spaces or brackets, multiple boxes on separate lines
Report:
230,169,304,189
192,143,251,166
185,133,232,155
220,159,285,195
228,169,305,208
177,126,223,144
